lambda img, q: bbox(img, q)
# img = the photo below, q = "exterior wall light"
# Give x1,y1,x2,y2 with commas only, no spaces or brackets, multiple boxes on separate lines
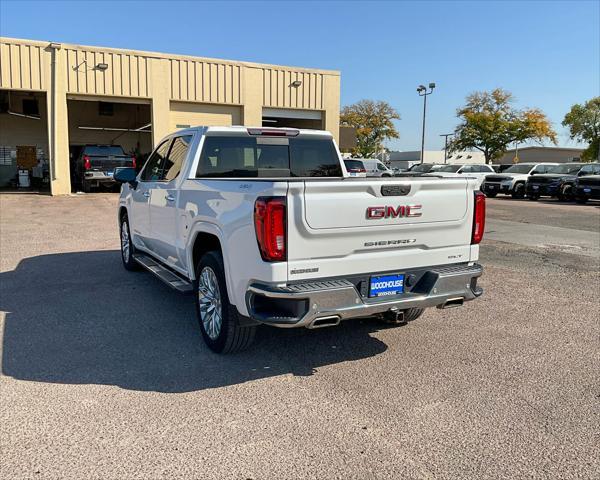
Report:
291,80,302,88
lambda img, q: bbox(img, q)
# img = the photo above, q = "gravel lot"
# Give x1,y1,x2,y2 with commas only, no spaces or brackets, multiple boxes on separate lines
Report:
1,193,598,479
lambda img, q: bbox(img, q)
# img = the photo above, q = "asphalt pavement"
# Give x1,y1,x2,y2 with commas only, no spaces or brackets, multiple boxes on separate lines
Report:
1,193,598,479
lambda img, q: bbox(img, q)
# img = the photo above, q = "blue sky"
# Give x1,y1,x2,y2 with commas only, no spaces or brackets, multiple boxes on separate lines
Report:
1,0,598,151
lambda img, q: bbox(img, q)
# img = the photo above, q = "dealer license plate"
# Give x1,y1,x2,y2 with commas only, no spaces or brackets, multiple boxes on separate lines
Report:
369,273,404,298
584,188,591,193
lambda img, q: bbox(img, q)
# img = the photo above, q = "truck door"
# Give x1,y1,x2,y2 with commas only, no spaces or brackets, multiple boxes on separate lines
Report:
148,134,193,272
130,139,171,251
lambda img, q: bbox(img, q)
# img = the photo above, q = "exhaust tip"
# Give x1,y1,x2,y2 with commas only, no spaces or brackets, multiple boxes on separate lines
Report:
438,297,464,309
308,315,341,329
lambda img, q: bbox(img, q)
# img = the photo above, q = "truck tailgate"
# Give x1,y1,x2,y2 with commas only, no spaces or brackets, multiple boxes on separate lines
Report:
286,178,476,280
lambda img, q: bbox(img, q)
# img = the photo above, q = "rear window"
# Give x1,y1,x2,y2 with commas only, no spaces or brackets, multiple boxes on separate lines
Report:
83,145,125,156
196,136,342,178
344,159,364,170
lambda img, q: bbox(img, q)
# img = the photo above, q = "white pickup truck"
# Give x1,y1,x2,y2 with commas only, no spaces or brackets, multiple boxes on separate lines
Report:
114,126,485,353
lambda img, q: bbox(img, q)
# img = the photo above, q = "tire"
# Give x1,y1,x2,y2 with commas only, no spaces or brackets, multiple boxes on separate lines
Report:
120,214,140,271
382,174,392,177
82,179,91,193
557,184,572,202
528,194,539,201
575,197,588,204
195,251,256,354
511,183,525,199
485,192,497,198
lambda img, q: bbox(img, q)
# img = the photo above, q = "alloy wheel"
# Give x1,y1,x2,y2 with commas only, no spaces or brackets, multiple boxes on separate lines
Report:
121,221,130,262
198,267,223,340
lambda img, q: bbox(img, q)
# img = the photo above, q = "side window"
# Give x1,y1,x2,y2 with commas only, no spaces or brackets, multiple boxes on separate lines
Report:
161,135,193,182
461,165,474,173
377,162,386,171
141,140,170,182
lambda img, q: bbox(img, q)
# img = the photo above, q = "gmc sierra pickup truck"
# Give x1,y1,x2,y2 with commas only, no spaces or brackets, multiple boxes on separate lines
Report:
114,127,485,353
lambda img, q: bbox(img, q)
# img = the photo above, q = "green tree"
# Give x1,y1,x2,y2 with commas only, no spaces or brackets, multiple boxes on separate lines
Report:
448,89,557,164
340,100,400,157
562,97,600,161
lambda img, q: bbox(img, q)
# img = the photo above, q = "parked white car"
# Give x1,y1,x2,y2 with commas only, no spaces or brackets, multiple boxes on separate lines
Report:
482,163,559,198
361,158,394,177
432,164,495,188
114,126,485,353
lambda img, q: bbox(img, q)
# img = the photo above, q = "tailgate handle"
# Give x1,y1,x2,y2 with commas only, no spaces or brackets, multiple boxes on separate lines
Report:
381,185,410,196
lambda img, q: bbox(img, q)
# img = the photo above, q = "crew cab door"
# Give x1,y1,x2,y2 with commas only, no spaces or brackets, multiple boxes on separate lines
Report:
130,139,171,250
147,134,193,272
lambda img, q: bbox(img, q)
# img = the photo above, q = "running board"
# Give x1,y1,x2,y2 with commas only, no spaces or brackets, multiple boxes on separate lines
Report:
133,253,193,293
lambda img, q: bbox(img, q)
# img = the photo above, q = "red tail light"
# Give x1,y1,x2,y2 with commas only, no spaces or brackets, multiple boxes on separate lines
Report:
131,156,137,168
254,197,286,261
471,191,486,244
83,155,91,170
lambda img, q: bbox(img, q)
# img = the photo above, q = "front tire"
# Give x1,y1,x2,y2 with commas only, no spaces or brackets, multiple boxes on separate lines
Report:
195,251,256,354
557,184,572,201
511,183,525,199
120,214,140,271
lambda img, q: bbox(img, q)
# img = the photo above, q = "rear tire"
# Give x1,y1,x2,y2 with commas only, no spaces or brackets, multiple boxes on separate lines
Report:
195,251,256,354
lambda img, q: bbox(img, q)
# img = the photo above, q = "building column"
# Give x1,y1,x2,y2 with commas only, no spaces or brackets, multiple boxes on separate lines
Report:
241,67,263,127
46,45,71,195
323,74,340,143
149,58,171,147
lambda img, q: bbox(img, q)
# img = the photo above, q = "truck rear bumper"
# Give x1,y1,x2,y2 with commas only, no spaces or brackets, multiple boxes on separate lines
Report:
245,263,483,328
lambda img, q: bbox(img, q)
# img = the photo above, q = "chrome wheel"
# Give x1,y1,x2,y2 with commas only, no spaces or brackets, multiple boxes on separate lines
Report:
121,221,130,262
198,267,222,340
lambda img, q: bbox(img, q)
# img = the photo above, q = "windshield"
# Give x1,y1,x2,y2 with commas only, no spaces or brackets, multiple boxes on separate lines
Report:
548,164,584,174
409,164,432,172
438,165,461,173
504,164,533,174
197,136,342,178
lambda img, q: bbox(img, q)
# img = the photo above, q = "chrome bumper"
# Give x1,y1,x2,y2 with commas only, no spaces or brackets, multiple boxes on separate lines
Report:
245,263,483,328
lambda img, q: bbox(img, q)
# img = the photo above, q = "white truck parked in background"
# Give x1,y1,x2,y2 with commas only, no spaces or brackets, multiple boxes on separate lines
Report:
115,127,485,353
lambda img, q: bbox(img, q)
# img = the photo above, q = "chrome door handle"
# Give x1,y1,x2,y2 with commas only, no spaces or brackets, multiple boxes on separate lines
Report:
143,192,150,198
166,195,175,202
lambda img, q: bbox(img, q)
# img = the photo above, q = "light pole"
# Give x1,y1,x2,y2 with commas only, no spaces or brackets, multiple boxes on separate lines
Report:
417,82,435,164
440,133,453,164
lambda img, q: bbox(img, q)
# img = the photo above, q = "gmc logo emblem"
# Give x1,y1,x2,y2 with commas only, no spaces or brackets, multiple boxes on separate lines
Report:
366,205,422,219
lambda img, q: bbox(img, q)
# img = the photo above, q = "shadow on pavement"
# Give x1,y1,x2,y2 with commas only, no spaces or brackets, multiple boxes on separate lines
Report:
1,251,388,393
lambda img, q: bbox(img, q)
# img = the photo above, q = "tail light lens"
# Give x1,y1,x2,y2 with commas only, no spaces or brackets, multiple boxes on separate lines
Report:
83,155,91,170
131,156,137,168
471,191,486,244
254,197,286,261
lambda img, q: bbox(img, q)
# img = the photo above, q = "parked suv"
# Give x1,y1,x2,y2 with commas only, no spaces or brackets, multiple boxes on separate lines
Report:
482,163,558,198
73,145,136,192
573,165,600,203
114,126,485,353
526,163,599,201
433,164,495,188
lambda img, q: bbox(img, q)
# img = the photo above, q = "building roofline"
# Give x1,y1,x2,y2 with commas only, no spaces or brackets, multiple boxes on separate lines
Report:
504,146,585,153
0,36,341,76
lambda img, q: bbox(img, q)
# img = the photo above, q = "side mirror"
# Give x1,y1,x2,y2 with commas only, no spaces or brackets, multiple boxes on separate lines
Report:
114,167,138,188
530,171,537,175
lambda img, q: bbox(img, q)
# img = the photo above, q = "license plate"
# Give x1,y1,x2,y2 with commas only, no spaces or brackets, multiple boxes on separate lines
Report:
584,188,591,193
369,273,404,298
532,185,539,190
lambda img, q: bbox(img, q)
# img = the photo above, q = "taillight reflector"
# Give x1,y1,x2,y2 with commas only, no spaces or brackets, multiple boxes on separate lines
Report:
83,155,91,170
472,191,486,244
131,156,137,168
254,197,287,261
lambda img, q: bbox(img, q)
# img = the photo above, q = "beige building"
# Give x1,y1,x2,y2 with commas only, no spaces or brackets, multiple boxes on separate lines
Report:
496,146,585,164
0,37,341,194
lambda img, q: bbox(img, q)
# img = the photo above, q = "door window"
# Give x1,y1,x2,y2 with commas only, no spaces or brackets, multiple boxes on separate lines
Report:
141,140,170,182
161,135,193,181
